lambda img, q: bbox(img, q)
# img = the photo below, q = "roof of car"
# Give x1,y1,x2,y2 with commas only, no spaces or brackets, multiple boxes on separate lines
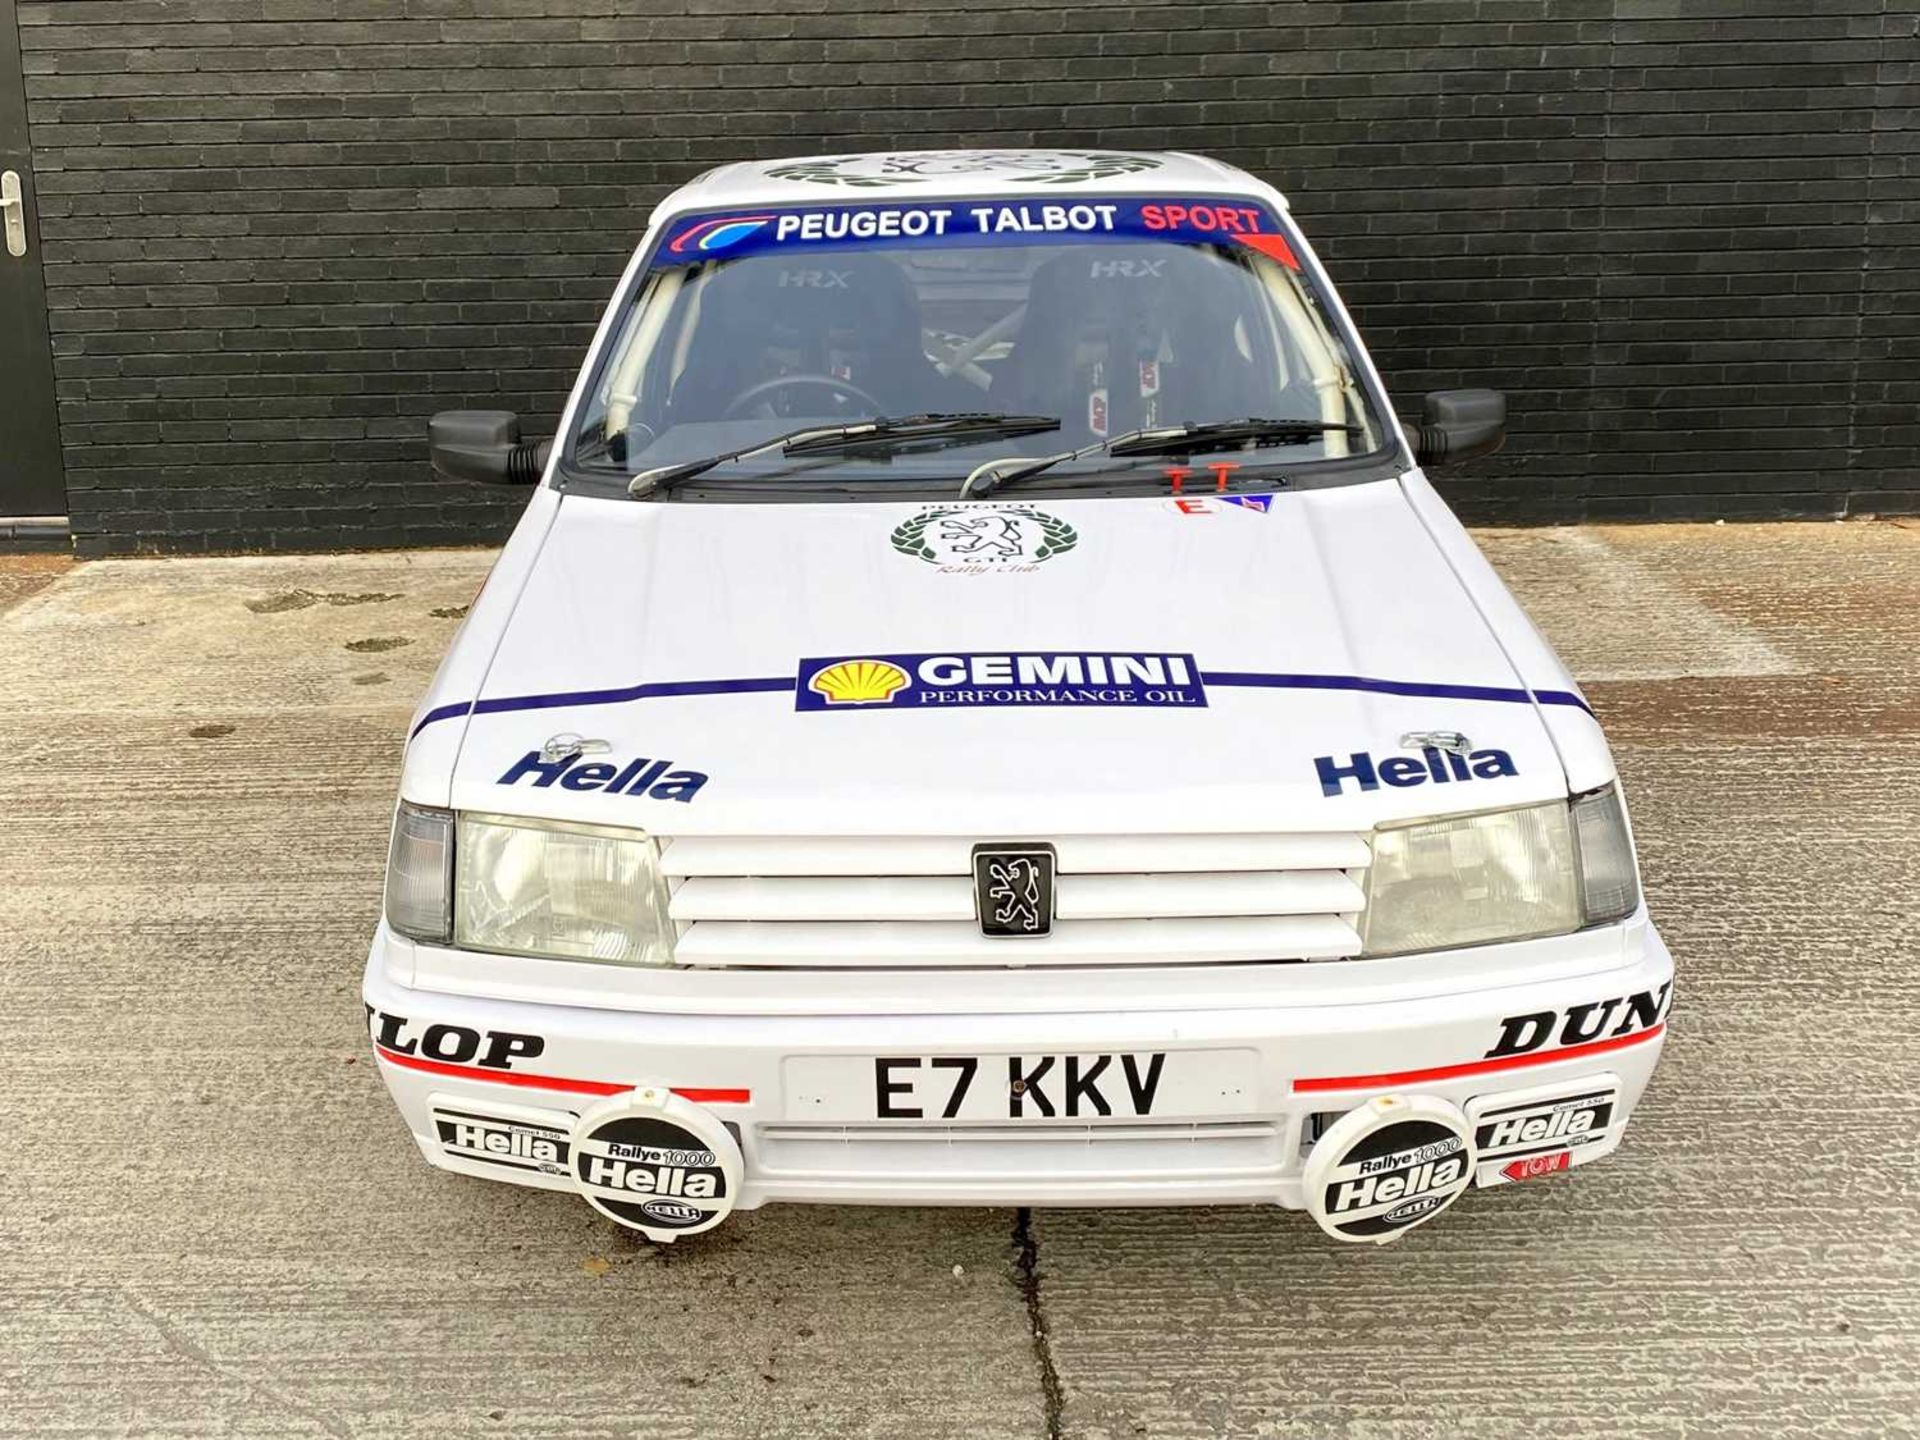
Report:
657,149,1288,217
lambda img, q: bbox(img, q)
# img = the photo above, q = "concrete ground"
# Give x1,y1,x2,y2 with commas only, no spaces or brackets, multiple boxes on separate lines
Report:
0,521,1915,1439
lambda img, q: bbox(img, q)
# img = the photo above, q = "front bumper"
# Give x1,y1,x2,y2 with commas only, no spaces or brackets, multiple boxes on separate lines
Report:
362,917,1673,1218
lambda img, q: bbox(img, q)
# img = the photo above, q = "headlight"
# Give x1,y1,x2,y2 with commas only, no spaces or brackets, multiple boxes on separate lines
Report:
1362,799,1578,957
385,801,453,944
454,812,674,966
1361,785,1641,957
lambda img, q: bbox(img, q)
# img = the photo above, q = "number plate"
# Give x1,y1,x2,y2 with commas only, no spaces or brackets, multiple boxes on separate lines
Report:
783,1049,1261,1123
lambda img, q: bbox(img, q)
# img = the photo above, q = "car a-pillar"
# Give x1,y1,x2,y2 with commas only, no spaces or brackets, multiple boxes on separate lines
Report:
570,1087,744,1241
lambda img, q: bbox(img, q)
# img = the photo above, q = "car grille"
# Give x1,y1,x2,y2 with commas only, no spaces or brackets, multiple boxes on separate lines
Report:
659,834,1369,968
752,1119,1291,1190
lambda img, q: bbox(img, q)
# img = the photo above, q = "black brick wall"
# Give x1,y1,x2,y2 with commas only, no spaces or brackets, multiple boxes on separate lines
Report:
14,0,1918,555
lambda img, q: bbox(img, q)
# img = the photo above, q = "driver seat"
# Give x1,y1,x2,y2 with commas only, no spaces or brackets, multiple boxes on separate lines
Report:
667,254,972,422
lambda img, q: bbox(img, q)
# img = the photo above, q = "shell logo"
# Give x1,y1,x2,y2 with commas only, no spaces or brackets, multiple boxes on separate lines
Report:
808,658,911,706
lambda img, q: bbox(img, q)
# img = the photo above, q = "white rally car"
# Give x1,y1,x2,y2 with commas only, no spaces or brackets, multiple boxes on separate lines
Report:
368,150,1671,1245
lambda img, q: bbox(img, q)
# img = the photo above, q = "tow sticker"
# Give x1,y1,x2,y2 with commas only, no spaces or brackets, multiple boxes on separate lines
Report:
1303,1094,1475,1244
571,1087,743,1241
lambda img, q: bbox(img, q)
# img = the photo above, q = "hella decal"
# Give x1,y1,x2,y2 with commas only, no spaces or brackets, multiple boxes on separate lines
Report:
570,1090,743,1239
1473,1089,1616,1159
1303,1094,1476,1244
367,1009,544,1071
1465,1078,1624,1188
1315,745,1518,797
433,1107,573,1177
1480,1099,1604,1153
497,750,709,803
1486,984,1672,1059
643,1199,705,1225
582,1152,721,1199
796,652,1206,711
1331,1139,1466,1223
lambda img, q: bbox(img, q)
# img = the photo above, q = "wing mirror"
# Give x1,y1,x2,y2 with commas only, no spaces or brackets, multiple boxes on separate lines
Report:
1413,389,1506,467
428,410,550,485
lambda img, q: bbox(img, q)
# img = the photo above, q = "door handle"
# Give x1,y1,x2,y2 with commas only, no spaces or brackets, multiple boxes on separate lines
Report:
2,171,27,258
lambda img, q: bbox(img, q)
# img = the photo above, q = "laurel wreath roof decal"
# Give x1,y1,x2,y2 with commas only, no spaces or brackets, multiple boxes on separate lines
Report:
764,153,1164,188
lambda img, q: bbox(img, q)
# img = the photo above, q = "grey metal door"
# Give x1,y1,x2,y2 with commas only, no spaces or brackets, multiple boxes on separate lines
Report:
0,0,64,520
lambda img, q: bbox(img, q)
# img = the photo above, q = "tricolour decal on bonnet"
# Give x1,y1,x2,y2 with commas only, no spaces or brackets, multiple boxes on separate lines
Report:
1165,494,1276,515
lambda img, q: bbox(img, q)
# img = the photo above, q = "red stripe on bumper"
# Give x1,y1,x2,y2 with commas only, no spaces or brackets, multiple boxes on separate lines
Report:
373,1044,750,1105
1291,1023,1664,1094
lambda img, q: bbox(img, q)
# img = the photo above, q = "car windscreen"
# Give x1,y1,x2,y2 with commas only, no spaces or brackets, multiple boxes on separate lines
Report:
569,196,1389,491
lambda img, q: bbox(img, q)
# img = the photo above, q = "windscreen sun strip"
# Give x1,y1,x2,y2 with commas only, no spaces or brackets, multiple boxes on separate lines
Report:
649,196,1303,270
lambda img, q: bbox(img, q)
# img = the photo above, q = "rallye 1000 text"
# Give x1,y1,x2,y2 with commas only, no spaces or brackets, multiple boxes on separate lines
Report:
368,149,1671,1244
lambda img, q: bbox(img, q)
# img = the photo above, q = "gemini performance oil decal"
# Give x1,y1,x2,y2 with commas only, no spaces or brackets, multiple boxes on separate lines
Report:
796,651,1206,711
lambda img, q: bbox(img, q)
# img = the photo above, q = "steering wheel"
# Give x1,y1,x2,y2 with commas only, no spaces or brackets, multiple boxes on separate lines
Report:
721,373,884,421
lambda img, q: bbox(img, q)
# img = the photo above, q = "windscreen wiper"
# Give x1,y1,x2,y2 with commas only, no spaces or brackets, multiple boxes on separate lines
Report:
962,416,1360,498
1108,416,1360,456
628,412,1060,497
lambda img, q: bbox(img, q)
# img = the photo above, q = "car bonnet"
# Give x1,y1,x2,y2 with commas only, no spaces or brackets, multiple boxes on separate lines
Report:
421,481,1587,835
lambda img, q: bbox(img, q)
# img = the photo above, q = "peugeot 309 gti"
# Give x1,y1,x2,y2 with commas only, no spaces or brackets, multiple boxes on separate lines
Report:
367,149,1671,1245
